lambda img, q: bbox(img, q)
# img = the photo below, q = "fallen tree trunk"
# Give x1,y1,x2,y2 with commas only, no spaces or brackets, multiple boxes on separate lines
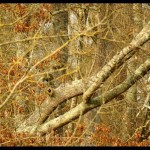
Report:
17,59,150,134
17,21,150,132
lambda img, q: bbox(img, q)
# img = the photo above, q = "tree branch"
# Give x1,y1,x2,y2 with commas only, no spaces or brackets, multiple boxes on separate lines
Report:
17,21,150,131
83,21,150,103
18,59,150,134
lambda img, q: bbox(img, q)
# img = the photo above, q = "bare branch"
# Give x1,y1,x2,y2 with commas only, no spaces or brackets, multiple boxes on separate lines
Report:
83,21,150,103
17,59,150,134
16,21,150,130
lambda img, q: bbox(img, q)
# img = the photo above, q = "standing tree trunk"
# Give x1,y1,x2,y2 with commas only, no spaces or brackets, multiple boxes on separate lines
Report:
67,3,87,135
51,3,69,136
83,4,105,145
125,3,143,137
139,4,150,141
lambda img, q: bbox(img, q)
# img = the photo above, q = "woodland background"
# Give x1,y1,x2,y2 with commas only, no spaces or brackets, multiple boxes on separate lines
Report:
0,3,150,146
